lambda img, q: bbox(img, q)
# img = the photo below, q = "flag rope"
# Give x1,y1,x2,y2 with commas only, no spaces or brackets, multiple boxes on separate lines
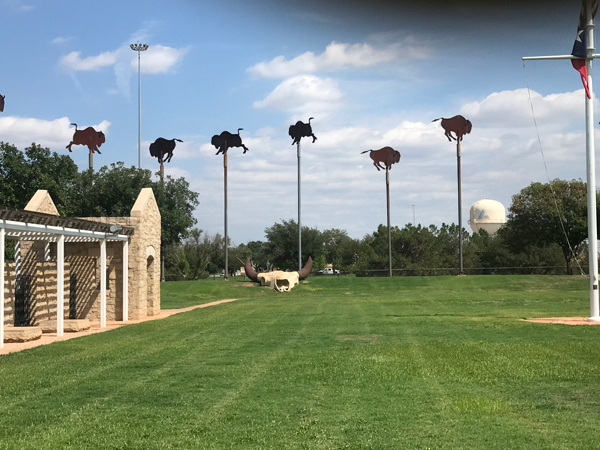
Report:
522,61,586,276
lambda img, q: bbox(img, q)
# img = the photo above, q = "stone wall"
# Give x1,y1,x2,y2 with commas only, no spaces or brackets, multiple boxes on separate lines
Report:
3,260,70,326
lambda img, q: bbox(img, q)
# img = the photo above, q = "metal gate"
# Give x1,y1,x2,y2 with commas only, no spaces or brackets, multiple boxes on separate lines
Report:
14,274,32,327
69,273,77,319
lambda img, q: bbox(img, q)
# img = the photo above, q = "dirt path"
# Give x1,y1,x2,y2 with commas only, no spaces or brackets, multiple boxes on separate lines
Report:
0,299,239,355
524,317,600,325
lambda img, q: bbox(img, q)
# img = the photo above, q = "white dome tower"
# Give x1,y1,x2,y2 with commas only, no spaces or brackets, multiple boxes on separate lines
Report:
469,199,506,235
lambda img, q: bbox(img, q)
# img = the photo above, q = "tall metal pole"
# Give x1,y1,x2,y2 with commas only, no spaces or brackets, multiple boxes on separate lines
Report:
457,140,464,275
137,51,141,169
224,145,229,281
298,141,302,271
585,4,600,320
130,43,148,169
412,204,416,226
386,166,392,277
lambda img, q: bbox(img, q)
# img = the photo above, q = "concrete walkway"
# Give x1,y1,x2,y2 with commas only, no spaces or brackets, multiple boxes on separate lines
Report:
0,298,239,355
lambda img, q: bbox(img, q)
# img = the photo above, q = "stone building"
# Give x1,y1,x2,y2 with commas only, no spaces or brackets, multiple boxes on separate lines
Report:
1,188,161,346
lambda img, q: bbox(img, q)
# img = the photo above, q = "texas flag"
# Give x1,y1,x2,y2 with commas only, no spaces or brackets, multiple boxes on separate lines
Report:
572,0,598,98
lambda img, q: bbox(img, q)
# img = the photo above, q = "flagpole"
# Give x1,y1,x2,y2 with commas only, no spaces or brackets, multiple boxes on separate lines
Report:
522,0,599,321
585,2,600,320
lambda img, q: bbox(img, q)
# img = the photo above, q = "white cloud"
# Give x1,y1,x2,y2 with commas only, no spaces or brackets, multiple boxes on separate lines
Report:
134,45,189,74
0,116,110,150
253,75,343,116
459,88,589,129
60,51,118,72
59,41,188,99
51,36,72,45
3,0,34,12
60,44,187,74
248,39,428,78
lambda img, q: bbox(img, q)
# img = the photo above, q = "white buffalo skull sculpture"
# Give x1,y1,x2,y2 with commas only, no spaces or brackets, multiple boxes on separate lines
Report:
245,257,312,292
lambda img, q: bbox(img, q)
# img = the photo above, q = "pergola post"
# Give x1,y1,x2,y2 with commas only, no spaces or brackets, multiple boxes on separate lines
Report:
57,235,64,337
1,228,5,349
14,241,20,276
100,239,107,328
122,240,128,321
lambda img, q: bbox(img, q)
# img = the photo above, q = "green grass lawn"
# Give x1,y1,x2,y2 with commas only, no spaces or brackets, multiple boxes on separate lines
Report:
2,275,600,449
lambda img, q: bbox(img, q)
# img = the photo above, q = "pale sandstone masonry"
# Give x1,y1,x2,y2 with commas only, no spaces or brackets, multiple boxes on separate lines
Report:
3,188,161,328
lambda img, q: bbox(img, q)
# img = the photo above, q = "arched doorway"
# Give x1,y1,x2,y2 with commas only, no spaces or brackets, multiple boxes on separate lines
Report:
147,256,155,316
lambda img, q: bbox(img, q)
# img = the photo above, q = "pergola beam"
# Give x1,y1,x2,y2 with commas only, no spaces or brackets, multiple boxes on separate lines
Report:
0,220,128,242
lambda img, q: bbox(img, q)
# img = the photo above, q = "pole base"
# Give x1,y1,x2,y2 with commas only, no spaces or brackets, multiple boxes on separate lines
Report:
588,316,600,322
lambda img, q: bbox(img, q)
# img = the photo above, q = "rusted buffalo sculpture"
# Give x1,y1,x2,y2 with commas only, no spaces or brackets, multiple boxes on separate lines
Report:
66,123,105,154
432,115,472,142
211,128,248,155
245,257,313,292
149,137,182,164
0,94,5,112
289,117,317,145
361,146,401,171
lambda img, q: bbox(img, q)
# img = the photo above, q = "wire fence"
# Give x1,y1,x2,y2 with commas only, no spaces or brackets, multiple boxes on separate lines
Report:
351,266,571,277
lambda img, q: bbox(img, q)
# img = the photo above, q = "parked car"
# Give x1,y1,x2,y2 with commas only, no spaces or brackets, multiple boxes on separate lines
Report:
318,268,340,275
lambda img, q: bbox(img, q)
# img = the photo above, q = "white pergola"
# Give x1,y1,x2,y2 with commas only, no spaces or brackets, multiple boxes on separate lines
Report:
0,208,133,348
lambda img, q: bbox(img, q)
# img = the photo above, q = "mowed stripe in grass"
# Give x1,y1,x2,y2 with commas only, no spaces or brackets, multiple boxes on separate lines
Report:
1,275,599,449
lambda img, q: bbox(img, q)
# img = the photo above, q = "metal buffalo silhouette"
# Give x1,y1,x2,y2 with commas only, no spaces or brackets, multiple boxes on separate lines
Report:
211,129,248,155
0,94,5,112
66,123,105,154
149,137,182,164
289,117,317,145
361,146,401,171
432,115,472,142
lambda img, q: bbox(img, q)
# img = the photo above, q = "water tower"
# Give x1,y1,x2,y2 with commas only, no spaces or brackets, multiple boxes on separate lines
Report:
469,199,506,235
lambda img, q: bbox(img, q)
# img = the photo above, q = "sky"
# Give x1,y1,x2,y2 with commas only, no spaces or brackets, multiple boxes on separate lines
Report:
0,0,595,245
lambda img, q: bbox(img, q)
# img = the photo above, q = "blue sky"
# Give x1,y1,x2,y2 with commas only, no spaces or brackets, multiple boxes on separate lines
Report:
0,0,594,244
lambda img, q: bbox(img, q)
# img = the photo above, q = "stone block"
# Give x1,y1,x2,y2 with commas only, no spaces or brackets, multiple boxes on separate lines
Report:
4,326,42,342
38,319,91,333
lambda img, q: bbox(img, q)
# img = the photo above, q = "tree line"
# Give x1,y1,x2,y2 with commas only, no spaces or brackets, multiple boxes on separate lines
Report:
165,178,598,278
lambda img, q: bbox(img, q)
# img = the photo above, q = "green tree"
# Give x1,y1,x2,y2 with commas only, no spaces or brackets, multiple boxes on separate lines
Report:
152,172,200,248
247,240,270,271
164,229,224,280
322,228,352,271
501,179,599,274
470,229,565,275
0,142,79,213
264,219,325,270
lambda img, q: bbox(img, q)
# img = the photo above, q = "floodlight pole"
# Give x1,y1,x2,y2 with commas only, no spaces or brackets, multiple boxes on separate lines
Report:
130,43,148,169
298,141,302,271
457,140,464,275
523,0,600,320
386,166,392,277
224,143,229,281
